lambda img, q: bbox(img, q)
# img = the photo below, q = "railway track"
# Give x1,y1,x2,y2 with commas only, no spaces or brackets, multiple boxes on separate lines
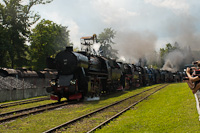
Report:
0,97,50,109
0,100,76,124
43,84,168,133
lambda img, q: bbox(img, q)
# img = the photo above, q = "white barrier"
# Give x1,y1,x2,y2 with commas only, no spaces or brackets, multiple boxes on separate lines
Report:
0,87,48,102
0,77,51,102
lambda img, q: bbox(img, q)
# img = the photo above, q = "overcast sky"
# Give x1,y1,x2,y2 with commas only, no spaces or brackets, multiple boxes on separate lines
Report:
30,0,200,49
1,0,200,61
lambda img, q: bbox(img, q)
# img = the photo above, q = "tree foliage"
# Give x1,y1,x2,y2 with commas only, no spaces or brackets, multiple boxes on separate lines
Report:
0,24,9,67
160,43,176,56
30,19,71,70
159,43,178,66
0,0,52,68
98,28,118,59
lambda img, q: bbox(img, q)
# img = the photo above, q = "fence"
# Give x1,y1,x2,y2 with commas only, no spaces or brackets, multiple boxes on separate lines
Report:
0,77,51,102
0,87,48,102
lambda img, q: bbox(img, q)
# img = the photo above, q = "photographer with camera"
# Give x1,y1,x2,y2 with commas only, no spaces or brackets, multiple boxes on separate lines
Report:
185,61,200,121
185,61,200,94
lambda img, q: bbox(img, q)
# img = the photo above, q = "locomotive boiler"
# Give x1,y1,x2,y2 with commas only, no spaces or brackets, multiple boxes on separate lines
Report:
46,35,123,101
46,34,184,102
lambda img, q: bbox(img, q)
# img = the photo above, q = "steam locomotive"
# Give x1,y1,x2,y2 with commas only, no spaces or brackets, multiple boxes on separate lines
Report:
46,35,183,102
46,49,124,101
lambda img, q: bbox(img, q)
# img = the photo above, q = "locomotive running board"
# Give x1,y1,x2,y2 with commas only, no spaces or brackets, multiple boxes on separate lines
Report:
84,96,100,101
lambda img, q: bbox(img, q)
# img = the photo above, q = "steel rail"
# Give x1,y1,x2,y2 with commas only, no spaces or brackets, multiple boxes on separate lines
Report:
0,100,73,123
43,84,166,133
87,84,168,133
0,97,50,108
0,101,66,118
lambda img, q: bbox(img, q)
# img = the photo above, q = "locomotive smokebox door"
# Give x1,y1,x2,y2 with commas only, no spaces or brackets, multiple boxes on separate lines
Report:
46,87,53,93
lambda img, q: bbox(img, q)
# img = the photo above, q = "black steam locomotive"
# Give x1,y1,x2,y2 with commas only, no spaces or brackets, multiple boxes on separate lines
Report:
46,35,125,101
46,35,183,102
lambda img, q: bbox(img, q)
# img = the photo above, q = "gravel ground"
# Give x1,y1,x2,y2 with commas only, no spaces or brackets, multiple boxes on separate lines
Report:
0,76,36,90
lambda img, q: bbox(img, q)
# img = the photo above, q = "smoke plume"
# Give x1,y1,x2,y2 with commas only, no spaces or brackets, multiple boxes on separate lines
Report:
161,15,200,72
113,15,200,71
114,30,158,65
162,48,193,72
167,15,200,51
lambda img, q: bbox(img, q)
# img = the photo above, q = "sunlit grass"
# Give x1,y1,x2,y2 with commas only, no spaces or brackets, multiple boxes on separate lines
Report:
0,84,161,133
0,96,48,104
96,83,200,133
0,96,56,114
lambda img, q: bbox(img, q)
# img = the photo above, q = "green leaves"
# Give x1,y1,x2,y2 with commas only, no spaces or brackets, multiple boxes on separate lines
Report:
0,0,53,68
160,43,177,57
159,43,178,66
30,19,71,70
98,28,118,59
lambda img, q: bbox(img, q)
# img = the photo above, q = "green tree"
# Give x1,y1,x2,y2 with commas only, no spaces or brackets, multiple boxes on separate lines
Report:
30,19,71,70
98,28,118,59
0,24,10,67
0,0,52,68
159,43,177,66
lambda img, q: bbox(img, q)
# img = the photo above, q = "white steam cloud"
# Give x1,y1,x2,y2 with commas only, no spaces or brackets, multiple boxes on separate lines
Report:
114,30,157,64
162,48,193,72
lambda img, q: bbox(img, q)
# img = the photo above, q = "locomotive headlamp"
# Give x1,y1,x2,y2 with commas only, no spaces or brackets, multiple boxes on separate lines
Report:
50,81,56,86
70,80,77,85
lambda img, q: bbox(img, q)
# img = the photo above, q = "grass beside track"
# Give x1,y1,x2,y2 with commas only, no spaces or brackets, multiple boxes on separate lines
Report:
0,99,55,114
0,96,48,104
96,83,200,133
0,84,160,133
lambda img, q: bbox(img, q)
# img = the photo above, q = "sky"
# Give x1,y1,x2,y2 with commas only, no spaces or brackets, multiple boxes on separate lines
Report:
29,0,200,48
1,0,200,62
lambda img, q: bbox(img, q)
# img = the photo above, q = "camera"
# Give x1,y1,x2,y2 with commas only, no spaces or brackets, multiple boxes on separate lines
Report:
183,61,200,80
191,61,200,76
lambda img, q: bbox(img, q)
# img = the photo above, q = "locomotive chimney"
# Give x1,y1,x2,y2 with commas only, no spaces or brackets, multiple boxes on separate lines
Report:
65,46,73,52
